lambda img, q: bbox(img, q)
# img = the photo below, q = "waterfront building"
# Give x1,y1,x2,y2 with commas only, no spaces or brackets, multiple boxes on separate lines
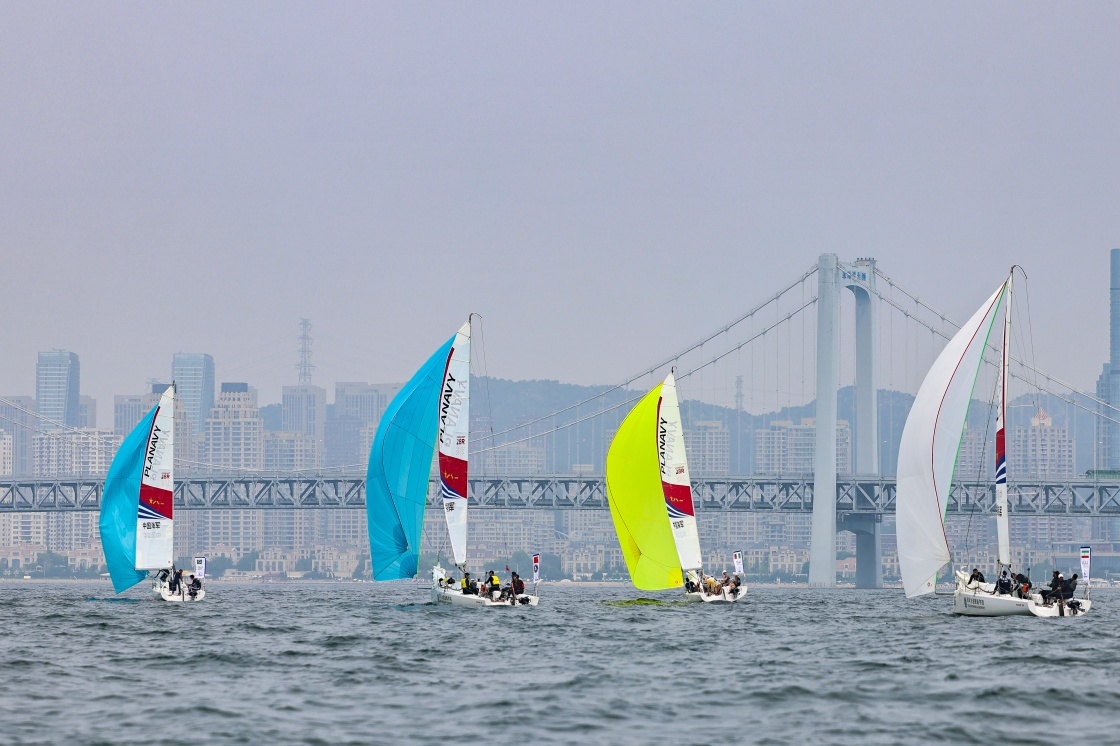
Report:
32,429,119,477
755,418,852,475
202,383,263,471
683,420,731,476
172,353,215,436
77,396,97,428
113,394,148,436
478,441,546,475
36,351,80,428
954,427,993,482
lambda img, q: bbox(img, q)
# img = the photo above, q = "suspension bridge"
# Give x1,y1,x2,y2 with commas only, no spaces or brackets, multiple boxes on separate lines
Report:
3,254,1117,589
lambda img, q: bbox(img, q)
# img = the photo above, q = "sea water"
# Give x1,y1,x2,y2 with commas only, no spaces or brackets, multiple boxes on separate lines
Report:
1,582,1116,744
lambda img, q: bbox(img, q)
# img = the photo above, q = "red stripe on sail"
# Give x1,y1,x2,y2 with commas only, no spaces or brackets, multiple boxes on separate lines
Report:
439,453,468,499
139,483,173,519
662,481,695,517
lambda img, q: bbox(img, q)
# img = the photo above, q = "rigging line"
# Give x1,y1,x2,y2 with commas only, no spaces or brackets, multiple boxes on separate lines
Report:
470,298,818,456
472,262,820,445
871,287,1120,417
0,396,118,441
470,312,497,444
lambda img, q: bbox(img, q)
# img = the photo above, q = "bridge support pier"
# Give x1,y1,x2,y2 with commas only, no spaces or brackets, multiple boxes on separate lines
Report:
838,513,883,589
810,255,881,588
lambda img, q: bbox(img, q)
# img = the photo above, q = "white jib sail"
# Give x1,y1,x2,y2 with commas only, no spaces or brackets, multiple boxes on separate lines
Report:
658,373,703,572
438,321,471,567
896,281,1007,598
135,385,175,570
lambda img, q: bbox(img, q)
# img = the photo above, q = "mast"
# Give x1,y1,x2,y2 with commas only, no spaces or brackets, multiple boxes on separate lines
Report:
658,373,703,574
994,272,1012,569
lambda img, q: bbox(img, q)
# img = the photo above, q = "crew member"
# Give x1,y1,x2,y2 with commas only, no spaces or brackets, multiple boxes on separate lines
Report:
995,571,1013,595
488,570,502,598
968,568,986,585
460,571,472,595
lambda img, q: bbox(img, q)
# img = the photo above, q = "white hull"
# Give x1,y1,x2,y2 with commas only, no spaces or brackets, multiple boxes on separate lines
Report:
432,584,538,607
686,586,746,604
953,575,1090,617
430,565,538,608
153,576,206,603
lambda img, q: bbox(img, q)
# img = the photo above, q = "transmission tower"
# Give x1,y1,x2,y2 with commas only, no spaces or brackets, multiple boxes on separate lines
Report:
297,318,314,384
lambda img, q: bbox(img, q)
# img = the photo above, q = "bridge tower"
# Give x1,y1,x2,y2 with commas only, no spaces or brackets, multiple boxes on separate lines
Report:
809,254,881,588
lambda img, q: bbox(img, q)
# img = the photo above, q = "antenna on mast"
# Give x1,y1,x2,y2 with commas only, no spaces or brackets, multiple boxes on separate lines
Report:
297,318,314,384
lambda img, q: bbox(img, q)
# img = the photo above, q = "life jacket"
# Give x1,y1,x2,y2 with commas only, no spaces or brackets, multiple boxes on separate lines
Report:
513,578,525,594
461,577,469,590
489,575,500,588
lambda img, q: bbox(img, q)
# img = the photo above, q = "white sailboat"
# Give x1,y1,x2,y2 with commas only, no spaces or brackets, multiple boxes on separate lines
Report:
100,384,204,602
364,319,537,607
897,269,1090,617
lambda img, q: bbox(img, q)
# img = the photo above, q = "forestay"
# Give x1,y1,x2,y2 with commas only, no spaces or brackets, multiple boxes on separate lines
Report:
896,281,1007,598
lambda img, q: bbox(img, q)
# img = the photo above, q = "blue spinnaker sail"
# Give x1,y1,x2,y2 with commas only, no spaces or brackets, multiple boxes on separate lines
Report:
366,335,454,580
99,405,157,593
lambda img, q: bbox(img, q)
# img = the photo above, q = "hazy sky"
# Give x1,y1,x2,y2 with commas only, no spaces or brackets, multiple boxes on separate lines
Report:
2,4,1118,426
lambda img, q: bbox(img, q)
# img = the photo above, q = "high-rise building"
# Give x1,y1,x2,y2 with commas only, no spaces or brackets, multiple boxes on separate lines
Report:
32,429,119,477
0,430,12,476
325,382,400,467
0,396,37,475
1010,408,1075,479
954,427,993,482
755,418,852,475
172,353,215,436
684,421,731,476
263,431,320,471
36,351,80,429
1096,249,1120,470
478,442,547,475
282,385,326,461
114,394,148,436
78,396,97,428
202,383,263,471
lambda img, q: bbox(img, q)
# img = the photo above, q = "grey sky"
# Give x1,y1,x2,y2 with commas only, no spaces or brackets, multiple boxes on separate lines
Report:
2,4,1118,426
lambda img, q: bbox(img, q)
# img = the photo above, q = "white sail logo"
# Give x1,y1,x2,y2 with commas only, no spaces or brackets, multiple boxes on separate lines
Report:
657,416,677,480
438,372,467,447
143,423,167,480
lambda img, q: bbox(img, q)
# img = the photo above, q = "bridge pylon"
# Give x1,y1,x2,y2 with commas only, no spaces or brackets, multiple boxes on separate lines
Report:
809,254,882,588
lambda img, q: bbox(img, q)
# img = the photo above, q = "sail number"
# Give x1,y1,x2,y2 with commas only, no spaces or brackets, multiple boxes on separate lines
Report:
672,520,684,529
143,521,162,530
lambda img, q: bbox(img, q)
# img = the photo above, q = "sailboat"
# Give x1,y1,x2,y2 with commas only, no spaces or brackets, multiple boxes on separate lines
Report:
896,269,1090,617
99,384,203,602
365,320,539,607
606,372,744,603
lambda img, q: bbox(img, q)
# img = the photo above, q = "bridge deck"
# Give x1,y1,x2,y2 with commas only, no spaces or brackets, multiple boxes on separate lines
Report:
1,474,1119,515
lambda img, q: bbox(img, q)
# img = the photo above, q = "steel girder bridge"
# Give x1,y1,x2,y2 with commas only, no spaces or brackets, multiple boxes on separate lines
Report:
3,473,1120,516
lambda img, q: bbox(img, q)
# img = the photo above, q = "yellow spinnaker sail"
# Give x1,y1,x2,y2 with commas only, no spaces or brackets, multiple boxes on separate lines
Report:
605,384,683,591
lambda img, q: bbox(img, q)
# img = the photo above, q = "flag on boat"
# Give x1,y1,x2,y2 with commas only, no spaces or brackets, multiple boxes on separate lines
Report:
1081,546,1091,580
532,553,540,583
733,550,744,575
194,556,207,578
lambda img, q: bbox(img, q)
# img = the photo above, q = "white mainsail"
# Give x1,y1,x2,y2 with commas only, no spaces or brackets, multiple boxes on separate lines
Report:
994,279,1012,567
437,322,471,568
135,385,175,570
658,373,703,572
896,281,1007,598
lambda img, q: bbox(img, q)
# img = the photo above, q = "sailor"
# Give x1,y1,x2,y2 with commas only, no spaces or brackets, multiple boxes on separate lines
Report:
704,575,718,595
1041,572,1062,604
510,572,525,597
1062,573,1079,600
167,566,181,594
188,574,201,599
488,570,502,598
995,571,1013,595
730,574,742,598
1013,572,1031,598
968,568,985,585
721,571,731,590
460,571,472,595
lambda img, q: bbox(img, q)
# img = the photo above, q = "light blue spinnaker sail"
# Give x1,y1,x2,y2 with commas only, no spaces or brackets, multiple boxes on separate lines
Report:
366,335,455,580
100,406,157,593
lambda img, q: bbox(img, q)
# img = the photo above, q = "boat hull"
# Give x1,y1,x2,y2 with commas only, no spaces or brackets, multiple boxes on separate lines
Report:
953,577,1091,617
685,586,745,604
432,584,538,608
158,586,206,603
